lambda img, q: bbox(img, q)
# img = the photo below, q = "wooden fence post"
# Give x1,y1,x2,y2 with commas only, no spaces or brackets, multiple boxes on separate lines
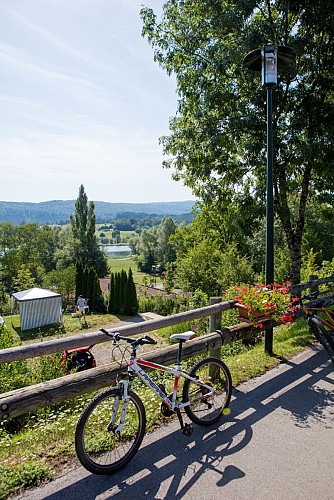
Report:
209,297,222,360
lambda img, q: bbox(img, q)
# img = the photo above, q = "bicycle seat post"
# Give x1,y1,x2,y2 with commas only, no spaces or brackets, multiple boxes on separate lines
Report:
176,340,184,369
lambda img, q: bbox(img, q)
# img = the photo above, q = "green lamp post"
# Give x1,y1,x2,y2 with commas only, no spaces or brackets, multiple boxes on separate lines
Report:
243,44,295,353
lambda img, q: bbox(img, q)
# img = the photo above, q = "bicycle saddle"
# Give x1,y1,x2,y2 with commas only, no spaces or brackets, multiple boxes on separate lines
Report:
170,331,196,342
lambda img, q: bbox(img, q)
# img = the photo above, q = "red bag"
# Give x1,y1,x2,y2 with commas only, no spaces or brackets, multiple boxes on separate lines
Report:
61,346,96,372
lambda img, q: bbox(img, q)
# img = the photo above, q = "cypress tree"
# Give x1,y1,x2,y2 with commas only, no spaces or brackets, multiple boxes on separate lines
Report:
93,269,106,312
108,273,115,313
120,269,127,314
124,268,138,316
113,272,120,314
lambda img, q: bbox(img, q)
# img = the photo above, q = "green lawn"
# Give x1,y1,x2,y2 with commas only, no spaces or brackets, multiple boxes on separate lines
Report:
108,258,163,285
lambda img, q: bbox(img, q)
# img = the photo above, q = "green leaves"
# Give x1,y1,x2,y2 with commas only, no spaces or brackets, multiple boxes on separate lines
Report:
142,0,334,282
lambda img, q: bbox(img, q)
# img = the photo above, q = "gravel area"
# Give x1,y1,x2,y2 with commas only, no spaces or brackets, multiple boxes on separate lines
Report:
90,312,166,366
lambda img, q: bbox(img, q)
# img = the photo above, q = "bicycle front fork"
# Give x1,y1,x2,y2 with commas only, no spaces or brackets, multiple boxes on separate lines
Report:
107,380,130,434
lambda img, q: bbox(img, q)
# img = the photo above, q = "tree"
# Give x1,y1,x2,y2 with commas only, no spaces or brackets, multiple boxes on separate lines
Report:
175,239,254,296
123,269,139,316
157,217,177,265
108,273,115,313
137,227,158,272
70,185,108,277
43,265,76,304
13,265,36,292
75,259,84,300
141,0,334,284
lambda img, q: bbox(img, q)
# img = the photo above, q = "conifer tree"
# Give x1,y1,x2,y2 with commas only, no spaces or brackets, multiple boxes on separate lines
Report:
120,269,127,313
113,272,121,314
108,273,115,313
124,268,138,316
70,185,108,277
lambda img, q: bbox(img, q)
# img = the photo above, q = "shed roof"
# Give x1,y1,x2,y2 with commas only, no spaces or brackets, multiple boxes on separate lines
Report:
12,287,61,302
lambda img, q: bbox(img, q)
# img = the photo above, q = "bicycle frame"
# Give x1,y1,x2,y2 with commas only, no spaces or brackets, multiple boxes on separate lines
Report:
108,354,217,435
302,304,334,331
124,355,217,412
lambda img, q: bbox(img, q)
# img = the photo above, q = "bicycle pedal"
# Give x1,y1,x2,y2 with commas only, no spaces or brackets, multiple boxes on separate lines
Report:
182,423,194,436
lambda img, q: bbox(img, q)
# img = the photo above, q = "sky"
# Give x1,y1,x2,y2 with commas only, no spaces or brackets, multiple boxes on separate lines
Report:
0,0,195,204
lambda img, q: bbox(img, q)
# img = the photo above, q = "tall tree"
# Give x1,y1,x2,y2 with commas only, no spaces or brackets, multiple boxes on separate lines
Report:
124,268,139,316
141,0,334,284
70,185,108,277
157,217,177,265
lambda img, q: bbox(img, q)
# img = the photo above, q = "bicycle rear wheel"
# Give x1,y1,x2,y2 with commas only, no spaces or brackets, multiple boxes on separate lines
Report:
75,387,146,474
309,318,334,362
183,357,232,426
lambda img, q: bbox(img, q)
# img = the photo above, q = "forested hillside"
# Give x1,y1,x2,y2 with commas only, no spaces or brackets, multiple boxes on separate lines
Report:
0,200,194,225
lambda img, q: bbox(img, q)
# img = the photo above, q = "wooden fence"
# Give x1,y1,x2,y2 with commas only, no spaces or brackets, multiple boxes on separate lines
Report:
1,299,258,421
1,275,333,422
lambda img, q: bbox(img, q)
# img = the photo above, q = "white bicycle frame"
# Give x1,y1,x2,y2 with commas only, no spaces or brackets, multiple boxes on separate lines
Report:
130,355,216,410
109,352,217,434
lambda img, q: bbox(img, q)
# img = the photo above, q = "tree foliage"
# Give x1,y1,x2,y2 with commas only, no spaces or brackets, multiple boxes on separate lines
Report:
70,185,108,277
129,217,177,271
141,0,334,283
108,269,138,316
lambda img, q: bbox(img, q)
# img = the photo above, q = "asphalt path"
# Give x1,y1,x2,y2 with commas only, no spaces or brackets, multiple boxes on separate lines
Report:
15,346,334,500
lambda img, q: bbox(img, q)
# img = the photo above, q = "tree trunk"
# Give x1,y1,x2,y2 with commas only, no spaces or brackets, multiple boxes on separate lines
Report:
275,162,312,285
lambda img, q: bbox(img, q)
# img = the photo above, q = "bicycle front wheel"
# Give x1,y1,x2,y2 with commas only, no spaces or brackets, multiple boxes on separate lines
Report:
183,357,232,426
309,318,334,362
75,388,146,474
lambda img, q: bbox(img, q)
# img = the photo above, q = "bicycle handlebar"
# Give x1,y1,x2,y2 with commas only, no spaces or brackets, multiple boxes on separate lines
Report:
100,328,157,347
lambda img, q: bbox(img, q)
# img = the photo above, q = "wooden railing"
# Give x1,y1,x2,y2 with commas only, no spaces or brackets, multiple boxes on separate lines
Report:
1,299,264,421
1,274,333,422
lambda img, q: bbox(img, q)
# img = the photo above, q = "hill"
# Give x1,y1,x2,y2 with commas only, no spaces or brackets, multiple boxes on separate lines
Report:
0,200,195,225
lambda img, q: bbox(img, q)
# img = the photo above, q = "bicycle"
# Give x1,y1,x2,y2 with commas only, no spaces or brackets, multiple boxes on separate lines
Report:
297,292,334,362
75,328,232,475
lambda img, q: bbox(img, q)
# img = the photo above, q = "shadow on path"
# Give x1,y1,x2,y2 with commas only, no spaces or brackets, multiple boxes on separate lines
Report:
24,347,334,500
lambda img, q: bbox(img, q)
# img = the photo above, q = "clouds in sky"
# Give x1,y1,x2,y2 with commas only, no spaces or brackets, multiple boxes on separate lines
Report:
0,0,194,203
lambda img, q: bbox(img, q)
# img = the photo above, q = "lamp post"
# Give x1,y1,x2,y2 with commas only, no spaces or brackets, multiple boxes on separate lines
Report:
243,44,295,354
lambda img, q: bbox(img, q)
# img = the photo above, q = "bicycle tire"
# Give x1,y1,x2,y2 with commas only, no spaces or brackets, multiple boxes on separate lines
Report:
309,318,334,363
75,387,146,474
182,357,232,426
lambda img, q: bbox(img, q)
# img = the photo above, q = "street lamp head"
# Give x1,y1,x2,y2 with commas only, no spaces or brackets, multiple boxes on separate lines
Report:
243,44,296,88
262,44,277,87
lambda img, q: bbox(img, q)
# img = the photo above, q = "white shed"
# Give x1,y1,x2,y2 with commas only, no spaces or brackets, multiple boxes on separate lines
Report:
11,288,62,331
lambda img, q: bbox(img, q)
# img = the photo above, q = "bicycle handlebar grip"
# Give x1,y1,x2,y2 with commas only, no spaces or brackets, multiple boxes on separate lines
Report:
100,328,121,341
143,335,157,345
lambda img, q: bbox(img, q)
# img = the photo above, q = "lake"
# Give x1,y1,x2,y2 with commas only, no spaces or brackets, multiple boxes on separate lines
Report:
102,245,131,258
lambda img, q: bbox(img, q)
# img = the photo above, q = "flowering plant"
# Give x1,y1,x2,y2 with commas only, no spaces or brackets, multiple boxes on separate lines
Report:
225,282,292,326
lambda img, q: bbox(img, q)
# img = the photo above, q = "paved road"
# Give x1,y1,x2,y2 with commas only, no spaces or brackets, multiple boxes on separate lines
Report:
16,346,333,500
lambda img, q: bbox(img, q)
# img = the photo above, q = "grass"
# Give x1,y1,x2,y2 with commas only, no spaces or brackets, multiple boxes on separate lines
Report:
6,312,123,344
0,317,321,498
108,258,163,285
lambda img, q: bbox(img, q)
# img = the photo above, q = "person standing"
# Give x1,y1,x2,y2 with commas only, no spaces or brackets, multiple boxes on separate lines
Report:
76,295,87,321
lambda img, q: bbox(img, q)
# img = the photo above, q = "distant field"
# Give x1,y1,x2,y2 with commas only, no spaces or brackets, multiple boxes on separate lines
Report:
108,258,162,285
108,258,136,272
